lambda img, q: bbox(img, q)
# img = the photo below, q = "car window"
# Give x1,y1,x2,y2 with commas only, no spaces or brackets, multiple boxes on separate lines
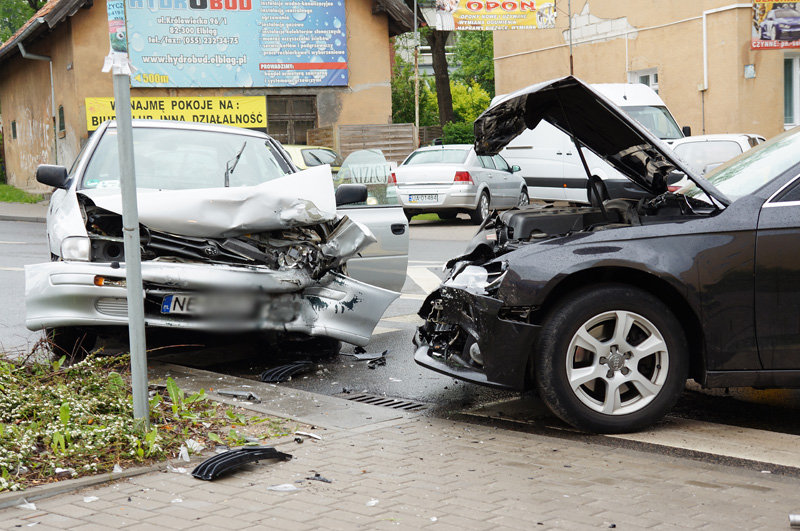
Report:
492,155,510,171
685,127,800,202
774,180,800,203
621,105,683,140
673,140,743,173
81,128,291,190
403,149,469,165
335,149,399,207
479,156,496,169
775,8,800,17
301,148,343,168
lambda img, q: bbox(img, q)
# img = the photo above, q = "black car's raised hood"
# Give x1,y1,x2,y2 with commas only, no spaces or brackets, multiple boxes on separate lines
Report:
474,76,730,206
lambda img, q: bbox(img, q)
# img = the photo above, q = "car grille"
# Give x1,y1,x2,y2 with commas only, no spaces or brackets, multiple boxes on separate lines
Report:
95,297,128,317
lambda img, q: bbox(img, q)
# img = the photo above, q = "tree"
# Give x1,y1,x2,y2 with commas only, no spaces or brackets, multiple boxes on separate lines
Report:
452,31,494,97
450,81,490,123
0,0,46,44
391,54,438,126
423,27,455,127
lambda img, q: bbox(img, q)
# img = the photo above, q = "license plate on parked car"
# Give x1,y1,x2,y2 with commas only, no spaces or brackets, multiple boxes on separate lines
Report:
408,194,437,203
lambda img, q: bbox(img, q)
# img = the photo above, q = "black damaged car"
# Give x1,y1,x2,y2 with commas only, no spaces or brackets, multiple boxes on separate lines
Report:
414,76,800,433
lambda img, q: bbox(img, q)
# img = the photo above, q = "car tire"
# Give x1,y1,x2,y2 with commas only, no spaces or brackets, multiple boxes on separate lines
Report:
437,212,457,220
470,191,490,224
518,188,530,207
46,327,98,364
534,284,688,433
404,209,414,221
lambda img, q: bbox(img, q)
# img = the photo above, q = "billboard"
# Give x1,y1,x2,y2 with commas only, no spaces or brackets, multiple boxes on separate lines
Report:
125,0,348,87
752,1,800,49
425,0,556,31
85,96,267,131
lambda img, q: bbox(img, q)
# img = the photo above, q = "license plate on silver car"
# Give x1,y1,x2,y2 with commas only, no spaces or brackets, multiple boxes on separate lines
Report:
161,294,199,314
408,194,437,203
160,294,255,316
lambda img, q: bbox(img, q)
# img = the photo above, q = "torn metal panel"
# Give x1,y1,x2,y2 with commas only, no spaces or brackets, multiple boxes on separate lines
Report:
79,165,338,238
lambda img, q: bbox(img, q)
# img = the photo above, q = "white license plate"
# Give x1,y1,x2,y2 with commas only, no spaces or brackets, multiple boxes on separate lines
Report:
161,294,199,315
408,194,438,203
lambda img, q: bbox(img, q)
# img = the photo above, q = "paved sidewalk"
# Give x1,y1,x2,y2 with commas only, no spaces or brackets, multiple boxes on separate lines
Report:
0,201,48,223
2,365,800,530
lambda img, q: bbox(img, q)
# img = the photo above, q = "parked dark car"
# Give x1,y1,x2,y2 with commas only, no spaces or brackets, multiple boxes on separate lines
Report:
414,75,800,433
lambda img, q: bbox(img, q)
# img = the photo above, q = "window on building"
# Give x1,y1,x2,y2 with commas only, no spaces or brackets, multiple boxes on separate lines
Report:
11,121,16,140
267,96,317,145
628,68,659,94
58,105,65,133
785,56,800,129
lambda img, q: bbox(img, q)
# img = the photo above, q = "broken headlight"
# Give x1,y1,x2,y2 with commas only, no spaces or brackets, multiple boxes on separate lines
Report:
61,236,92,261
443,261,507,295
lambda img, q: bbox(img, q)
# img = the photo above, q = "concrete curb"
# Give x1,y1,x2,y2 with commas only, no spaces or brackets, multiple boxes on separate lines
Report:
0,214,45,223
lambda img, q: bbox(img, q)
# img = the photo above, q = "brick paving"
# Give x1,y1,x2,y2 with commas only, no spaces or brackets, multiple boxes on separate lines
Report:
3,414,800,530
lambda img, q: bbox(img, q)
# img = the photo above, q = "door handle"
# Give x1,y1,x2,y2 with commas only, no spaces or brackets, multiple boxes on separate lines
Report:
391,223,406,235
565,152,573,156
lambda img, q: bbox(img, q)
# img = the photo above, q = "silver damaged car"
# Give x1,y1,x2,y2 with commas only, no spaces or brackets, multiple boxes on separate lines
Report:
27,120,409,355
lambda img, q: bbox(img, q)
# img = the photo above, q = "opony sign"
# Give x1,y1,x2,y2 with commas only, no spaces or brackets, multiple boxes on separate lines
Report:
425,0,556,31
125,0,348,87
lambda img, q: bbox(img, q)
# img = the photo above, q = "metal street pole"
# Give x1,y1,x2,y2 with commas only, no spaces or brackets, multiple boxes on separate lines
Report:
568,0,573,75
104,0,149,430
413,0,420,148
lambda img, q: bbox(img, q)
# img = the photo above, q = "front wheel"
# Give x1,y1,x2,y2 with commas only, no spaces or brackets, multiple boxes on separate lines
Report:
470,191,490,224
534,284,688,433
517,188,530,207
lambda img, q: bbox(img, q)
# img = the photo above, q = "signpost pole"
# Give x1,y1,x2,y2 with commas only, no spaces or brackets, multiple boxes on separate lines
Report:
103,0,149,431
568,0,573,75
414,0,420,148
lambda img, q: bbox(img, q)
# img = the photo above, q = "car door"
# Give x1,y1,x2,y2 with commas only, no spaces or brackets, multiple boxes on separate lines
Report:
492,154,518,207
477,155,505,206
755,175,800,369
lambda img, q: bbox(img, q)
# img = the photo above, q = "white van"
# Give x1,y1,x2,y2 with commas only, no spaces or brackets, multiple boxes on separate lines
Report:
499,83,687,204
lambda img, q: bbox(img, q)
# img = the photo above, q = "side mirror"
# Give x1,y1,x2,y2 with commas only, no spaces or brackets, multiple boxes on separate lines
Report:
36,165,69,189
511,165,521,173
681,125,692,137
335,184,368,206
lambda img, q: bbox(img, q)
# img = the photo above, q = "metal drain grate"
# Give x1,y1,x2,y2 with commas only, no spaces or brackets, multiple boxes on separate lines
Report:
337,393,428,412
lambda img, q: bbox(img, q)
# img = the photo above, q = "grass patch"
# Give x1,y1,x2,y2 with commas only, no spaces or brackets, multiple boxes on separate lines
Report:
410,213,441,221
0,184,43,204
0,351,295,492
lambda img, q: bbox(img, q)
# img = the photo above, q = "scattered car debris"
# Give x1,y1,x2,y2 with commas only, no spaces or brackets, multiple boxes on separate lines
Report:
191,446,293,481
294,437,304,444
171,498,183,504
54,467,76,478
112,464,124,474
367,353,387,369
83,496,99,503
306,472,333,483
295,431,323,441
167,464,188,474
341,349,388,361
366,498,380,507
353,346,367,354
790,513,800,528
216,389,262,403
17,500,36,510
178,445,190,462
260,361,314,383
268,483,300,492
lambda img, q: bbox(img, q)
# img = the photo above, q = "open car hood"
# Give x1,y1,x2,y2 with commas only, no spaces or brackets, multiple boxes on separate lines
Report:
79,165,338,238
474,76,730,206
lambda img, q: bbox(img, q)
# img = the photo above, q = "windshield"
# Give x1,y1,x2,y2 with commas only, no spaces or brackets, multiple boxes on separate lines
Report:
81,128,292,190
673,140,743,174
302,148,343,168
622,105,683,140
403,148,469,165
775,8,800,17
685,128,800,202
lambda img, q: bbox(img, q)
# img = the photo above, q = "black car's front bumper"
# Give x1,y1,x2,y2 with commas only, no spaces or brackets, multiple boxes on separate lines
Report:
414,286,541,391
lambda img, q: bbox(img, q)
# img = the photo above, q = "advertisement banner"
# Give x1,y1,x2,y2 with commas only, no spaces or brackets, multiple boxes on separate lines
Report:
125,0,348,88
85,96,267,131
752,1,800,49
424,0,556,31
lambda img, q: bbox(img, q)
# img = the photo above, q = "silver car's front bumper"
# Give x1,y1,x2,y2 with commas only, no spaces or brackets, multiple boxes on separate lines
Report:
25,261,399,346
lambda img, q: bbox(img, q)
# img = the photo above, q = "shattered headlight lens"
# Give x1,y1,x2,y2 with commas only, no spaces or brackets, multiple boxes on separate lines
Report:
61,236,91,261
443,262,507,295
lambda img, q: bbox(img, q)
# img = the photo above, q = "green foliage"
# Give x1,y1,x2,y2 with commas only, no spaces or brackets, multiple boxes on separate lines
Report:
391,54,439,126
0,352,294,491
451,81,491,123
442,121,475,144
0,0,45,44
452,31,495,97
0,184,43,203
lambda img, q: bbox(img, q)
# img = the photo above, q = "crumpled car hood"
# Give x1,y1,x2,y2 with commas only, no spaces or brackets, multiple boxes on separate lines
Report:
79,165,337,238
474,76,729,206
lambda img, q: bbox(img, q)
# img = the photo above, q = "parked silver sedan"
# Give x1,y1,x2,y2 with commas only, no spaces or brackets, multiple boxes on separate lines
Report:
27,120,408,356
394,144,528,223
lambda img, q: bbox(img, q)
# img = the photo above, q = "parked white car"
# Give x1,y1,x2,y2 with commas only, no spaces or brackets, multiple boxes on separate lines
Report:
667,133,766,191
27,120,409,356
394,144,528,224
498,82,688,204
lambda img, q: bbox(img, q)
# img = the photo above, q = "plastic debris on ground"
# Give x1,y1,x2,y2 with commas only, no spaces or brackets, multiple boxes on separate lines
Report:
171,498,183,504
366,498,379,507
790,513,800,528
17,500,36,510
306,472,332,483
191,446,293,481
185,439,205,453
259,361,314,383
112,464,123,474
268,483,300,492
167,464,188,474
216,389,262,403
54,467,76,478
82,496,99,503
295,431,323,441
367,352,388,369
341,349,389,362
